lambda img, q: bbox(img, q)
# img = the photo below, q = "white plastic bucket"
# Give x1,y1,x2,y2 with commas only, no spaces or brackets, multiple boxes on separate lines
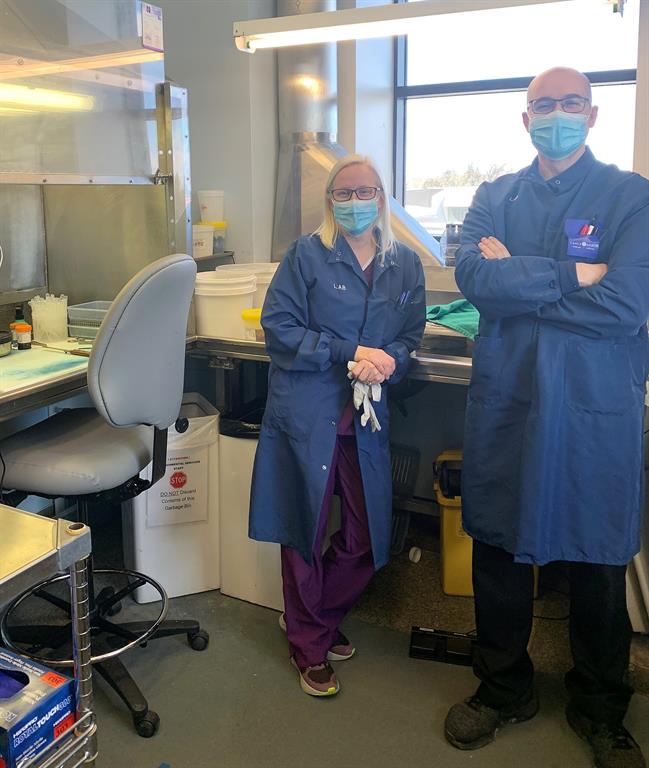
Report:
192,224,214,258
197,190,224,222
194,271,256,339
215,263,278,307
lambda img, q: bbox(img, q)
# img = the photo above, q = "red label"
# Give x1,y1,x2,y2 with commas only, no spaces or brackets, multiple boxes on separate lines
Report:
41,671,67,688
53,713,75,739
170,471,187,489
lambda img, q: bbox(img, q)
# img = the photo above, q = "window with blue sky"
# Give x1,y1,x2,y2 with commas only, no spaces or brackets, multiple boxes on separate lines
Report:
400,0,640,236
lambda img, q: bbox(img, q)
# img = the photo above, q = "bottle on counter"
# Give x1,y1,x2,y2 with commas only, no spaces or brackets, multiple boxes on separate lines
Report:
0,330,12,357
14,322,32,350
9,304,25,343
441,223,462,267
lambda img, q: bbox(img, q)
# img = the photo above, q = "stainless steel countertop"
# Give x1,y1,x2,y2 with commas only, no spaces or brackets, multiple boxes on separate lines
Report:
0,331,470,424
187,334,473,385
0,505,91,609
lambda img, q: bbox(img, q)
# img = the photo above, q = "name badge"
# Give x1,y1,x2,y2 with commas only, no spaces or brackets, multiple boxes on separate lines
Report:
565,218,603,261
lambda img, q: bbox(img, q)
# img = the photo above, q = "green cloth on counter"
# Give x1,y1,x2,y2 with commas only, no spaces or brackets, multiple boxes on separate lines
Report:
426,299,480,340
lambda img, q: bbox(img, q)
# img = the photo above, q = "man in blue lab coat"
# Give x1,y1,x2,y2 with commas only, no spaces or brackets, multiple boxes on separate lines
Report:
444,67,649,768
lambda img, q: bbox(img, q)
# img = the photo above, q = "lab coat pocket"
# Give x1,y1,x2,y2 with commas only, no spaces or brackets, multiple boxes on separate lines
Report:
564,339,637,415
468,336,503,404
383,299,408,344
266,370,314,441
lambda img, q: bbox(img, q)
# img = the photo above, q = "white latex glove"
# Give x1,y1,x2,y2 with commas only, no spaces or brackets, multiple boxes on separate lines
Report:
347,362,382,432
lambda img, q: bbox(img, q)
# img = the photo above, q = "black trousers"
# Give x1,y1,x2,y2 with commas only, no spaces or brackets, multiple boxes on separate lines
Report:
472,539,634,726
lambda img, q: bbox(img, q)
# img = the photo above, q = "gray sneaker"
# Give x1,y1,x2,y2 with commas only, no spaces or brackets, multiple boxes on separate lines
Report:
445,692,539,750
566,702,647,768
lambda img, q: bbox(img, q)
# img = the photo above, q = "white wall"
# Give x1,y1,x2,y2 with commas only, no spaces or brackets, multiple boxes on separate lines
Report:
156,0,278,263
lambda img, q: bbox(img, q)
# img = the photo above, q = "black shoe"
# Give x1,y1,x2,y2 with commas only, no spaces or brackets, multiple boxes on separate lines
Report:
444,691,539,750
566,702,646,768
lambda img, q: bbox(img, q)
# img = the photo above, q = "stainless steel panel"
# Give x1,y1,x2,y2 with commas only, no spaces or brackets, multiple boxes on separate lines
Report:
43,184,168,304
156,81,191,255
270,0,442,267
0,185,46,297
272,0,337,262
0,0,163,178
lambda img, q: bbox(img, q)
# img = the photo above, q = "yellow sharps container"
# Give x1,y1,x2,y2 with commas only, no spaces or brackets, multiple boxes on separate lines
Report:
434,450,538,598
434,450,473,596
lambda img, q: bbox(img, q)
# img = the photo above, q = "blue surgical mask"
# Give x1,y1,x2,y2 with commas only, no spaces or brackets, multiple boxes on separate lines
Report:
529,111,589,161
332,199,378,237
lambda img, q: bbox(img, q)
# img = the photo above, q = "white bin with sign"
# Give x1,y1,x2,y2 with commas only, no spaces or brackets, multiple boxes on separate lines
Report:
123,393,220,604
219,407,284,611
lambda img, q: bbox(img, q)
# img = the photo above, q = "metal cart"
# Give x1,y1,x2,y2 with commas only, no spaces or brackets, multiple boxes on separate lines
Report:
0,505,97,768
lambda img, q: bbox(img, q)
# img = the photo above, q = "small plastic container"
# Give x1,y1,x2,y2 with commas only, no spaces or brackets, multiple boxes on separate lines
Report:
201,221,228,253
0,330,12,357
14,323,32,350
192,224,214,258
9,305,25,343
67,324,101,341
241,308,263,341
197,190,224,222
441,223,462,267
68,301,111,326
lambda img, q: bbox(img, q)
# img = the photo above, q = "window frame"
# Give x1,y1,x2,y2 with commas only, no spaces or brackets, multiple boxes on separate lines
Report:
392,26,637,203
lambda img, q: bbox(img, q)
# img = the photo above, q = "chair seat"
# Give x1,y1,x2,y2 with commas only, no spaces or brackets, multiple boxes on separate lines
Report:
0,409,153,496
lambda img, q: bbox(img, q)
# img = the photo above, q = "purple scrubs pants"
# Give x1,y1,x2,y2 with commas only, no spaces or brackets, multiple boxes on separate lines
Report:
280,434,375,668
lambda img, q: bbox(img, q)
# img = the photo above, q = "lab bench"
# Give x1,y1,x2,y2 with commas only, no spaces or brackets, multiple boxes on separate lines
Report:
0,348,88,424
0,330,472,425
185,329,473,386
0,505,97,768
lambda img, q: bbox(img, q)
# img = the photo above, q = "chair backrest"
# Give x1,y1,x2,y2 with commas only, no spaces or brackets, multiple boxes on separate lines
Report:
87,254,197,430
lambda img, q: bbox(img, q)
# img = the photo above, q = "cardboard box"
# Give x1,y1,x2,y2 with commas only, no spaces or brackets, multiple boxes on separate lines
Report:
0,650,75,768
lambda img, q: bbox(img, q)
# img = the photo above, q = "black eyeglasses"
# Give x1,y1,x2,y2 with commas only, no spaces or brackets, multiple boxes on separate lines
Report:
329,186,382,202
527,95,590,115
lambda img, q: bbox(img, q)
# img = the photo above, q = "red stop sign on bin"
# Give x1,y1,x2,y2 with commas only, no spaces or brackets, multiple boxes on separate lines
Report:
170,471,187,489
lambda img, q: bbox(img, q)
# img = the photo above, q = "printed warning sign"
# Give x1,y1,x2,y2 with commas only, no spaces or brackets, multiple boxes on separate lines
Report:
145,444,210,528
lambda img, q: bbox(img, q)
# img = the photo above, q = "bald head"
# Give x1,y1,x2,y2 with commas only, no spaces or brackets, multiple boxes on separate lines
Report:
527,67,592,103
523,66,598,172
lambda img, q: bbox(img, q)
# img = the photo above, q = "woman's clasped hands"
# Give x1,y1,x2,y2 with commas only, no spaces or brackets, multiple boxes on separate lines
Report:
350,345,396,384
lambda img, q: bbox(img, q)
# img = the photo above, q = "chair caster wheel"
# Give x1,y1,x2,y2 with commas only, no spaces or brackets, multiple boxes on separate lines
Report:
188,629,209,651
134,710,160,738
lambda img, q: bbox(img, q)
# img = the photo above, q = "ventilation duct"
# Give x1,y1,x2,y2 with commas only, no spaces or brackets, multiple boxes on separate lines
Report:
271,0,442,269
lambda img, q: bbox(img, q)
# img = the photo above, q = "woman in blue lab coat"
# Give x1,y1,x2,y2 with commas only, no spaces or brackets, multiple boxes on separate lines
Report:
444,67,649,768
249,154,425,697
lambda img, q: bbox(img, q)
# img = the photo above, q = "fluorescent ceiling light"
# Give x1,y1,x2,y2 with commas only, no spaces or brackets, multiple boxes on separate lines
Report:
0,49,163,80
0,106,37,116
0,83,94,111
234,0,569,52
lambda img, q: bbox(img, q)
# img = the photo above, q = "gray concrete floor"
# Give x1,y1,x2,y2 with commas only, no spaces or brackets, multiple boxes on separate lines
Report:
92,591,649,768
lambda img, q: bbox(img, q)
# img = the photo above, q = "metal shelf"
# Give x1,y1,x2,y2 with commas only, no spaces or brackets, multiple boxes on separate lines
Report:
0,507,97,768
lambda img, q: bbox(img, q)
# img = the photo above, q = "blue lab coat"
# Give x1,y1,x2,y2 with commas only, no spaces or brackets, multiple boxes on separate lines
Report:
249,233,426,568
455,148,649,565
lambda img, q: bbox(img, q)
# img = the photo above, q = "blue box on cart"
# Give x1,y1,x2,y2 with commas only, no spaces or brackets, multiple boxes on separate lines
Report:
0,649,75,768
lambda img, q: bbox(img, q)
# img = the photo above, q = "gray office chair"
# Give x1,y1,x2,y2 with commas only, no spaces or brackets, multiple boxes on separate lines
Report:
0,254,207,737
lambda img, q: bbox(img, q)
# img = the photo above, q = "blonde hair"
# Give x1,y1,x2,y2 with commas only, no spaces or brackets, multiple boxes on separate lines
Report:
314,154,396,260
